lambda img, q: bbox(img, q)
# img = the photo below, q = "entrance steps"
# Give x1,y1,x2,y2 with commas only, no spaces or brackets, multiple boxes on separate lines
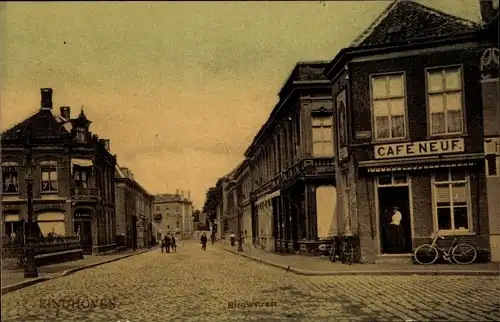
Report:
375,253,413,264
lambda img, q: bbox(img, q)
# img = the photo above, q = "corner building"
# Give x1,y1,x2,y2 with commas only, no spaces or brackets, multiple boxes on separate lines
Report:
324,0,497,263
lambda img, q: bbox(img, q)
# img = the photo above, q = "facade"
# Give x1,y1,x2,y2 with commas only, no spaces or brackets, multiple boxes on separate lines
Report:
115,166,154,249
1,88,117,254
480,2,500,261
153,190,193,240
244,62,336,254
324,0,499,263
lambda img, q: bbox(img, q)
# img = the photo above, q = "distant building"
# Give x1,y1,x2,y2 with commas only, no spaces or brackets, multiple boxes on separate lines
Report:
153,190,193,239
115,166,154,249
1,88,117,255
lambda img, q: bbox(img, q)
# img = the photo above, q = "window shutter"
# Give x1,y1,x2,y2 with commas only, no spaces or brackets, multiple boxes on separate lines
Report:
435,185,450,203
452,183,467,204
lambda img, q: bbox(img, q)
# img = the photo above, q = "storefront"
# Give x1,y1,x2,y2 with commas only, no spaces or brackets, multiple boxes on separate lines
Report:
355,148,490,262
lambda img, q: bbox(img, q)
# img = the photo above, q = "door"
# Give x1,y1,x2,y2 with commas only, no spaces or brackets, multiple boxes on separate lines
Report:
74,219,93,254
378,186,412,254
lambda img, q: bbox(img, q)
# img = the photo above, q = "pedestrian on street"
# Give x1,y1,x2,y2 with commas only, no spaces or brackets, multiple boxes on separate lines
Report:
200,232,208,251
171,234,177,252
161,239,165,253
229,232,236,247
164,234,171,253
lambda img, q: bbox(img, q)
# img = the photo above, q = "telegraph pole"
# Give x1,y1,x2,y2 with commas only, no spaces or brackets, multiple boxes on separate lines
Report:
24,124,38,278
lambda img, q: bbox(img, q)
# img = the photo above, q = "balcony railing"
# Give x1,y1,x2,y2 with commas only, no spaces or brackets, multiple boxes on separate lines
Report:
72,187,100,200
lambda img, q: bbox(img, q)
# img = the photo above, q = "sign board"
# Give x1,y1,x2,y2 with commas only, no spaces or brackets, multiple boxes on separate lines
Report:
75,212,91,218
374,138,465,159
355,131,371,139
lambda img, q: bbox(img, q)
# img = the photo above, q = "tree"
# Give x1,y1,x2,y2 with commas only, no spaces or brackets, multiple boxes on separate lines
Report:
192,209,201,223
202,187,220,228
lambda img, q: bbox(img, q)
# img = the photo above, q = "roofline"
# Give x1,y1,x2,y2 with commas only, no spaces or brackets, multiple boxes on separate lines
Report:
324,31,481,81
243,82,331,157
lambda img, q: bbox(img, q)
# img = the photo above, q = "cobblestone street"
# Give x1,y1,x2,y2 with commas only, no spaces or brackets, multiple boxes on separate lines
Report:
2,241,499,322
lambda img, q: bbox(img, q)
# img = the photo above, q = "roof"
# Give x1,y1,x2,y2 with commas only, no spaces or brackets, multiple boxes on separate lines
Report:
154,193,190,203
1,109,69,141
350,0,480,48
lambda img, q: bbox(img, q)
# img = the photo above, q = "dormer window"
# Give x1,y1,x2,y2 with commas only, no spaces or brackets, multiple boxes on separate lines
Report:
76,128,86,143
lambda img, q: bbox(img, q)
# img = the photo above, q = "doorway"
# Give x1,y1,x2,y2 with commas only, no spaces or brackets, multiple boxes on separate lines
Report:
74,217,92,254
377,173,412,254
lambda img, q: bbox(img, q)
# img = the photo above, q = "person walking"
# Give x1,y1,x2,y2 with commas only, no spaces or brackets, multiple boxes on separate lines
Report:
161,237,165,253
200,233,208,251
164,234,171,253
229,232,235,247
171,234,177,252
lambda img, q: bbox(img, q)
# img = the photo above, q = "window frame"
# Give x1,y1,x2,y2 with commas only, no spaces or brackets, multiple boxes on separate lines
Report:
2,164,20,194
311,113,334,157
369,71,409,142
485,138,500,177
431,168,474,236
425,65,467,137
41,166,59,193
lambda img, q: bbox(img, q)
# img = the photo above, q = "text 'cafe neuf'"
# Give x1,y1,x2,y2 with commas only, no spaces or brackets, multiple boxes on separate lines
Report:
375,138,464,159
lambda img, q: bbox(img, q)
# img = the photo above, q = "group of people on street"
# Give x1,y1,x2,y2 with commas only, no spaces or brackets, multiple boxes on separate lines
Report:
161,233,177,253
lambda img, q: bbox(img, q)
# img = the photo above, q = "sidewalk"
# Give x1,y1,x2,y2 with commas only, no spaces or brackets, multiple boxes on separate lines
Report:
221,244,500,276
1,247,157,295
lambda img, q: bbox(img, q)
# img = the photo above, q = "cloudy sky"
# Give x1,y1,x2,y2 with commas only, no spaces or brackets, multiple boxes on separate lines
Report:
0,1,481,208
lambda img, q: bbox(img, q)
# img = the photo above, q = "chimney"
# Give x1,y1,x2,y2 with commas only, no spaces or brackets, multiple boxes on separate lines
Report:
60,106,71,120
188,191,191,201
41,88,53,110
480,0,495,23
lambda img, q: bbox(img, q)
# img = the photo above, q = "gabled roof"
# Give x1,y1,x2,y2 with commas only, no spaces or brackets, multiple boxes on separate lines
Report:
350,0,480,48
1,109,69,142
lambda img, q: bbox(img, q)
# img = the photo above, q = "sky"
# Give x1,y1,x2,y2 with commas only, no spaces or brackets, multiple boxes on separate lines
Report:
0,1,481,209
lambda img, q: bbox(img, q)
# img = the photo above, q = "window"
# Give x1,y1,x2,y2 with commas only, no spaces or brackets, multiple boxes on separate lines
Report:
433,168,470,232
2,166,19,193
41,167,58,192
167,225,170,229
176,221,180,229
176,207,180,213
485,139,500,177
36,212,66,237
371,73,406,140
427,67,464,135
377,172,408,186
156,206,161,211
74,167,90,188
76,128,86,143
312,115,334,156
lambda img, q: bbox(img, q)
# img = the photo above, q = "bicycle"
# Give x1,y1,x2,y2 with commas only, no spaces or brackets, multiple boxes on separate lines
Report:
328,236,341,262
413,231,477,265
341,234,356,265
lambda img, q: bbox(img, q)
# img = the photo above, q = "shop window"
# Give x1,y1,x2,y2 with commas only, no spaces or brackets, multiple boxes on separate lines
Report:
426,67,464,136
371,73,406,140
433,168,470,233
312,115,334,156
36,212,66,237
41,167,58,193
2,165,19,194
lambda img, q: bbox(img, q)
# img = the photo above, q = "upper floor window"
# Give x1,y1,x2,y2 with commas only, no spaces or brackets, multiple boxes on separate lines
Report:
76,128,86,143
41,167,58,193
312,115,333,156
156,206,161,212
176,207,180,213
433,168,470,233
2,165,19,194
74,167,90,188
427,67,464,135
371,73,406,140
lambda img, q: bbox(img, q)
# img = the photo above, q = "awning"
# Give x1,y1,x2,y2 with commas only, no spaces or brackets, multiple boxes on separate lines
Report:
71,159,93,167
359,153,483,173
4,214,20,222
256,190,280,206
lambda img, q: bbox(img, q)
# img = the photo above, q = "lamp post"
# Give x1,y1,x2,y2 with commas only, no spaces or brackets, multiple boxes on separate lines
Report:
24,126,38,278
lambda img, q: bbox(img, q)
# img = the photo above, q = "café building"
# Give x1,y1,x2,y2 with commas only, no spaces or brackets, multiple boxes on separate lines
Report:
324,0,493,263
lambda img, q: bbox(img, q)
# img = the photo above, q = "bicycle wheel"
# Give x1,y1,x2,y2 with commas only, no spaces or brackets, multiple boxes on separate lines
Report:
451,243,477,265
414,244,439,265
345,250,354,265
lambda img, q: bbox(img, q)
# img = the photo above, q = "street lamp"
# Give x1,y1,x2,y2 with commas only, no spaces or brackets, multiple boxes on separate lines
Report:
24,126,38,278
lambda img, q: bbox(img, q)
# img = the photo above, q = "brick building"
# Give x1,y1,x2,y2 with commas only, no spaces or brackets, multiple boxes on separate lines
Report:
324,0,497,263
243,62,335,254
1,88,117,254
115,166,154,249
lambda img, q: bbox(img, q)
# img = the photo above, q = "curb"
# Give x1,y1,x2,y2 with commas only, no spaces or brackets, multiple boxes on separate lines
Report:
221,248,500,276
1,247,157,295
